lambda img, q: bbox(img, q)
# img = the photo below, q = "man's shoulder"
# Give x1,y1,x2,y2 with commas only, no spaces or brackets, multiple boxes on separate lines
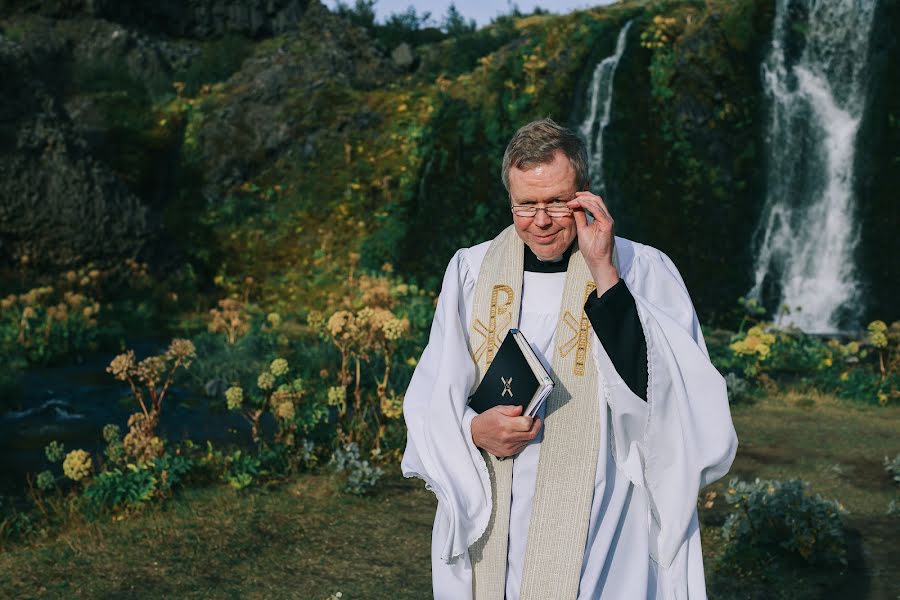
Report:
614,236,660,276
453,239,492,280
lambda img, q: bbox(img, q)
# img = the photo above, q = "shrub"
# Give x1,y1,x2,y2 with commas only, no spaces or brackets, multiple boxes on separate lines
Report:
80,452,194,516
0,496,35,548
724,372,754,404
719,478,848,572
886,454,900,516
0,285,102,366
331,443,384,495
223,450,261,491
82,464,158,515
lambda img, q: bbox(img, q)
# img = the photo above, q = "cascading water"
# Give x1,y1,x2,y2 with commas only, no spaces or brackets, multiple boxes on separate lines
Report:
579,20,633,197
750,0,877,333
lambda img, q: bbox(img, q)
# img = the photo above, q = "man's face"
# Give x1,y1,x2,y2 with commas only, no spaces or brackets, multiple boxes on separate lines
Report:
508,149,579,261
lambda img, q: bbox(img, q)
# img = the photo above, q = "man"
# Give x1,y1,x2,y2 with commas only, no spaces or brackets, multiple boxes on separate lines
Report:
402,118,737,599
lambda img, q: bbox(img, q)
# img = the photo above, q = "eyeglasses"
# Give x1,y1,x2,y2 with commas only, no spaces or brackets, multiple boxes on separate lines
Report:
510,204,574,218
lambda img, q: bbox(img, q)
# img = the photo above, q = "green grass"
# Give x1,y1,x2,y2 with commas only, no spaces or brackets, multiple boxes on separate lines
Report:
0,391,898,599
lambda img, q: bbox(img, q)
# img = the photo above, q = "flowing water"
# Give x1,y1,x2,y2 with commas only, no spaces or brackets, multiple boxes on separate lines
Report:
750,0,877,332
579,20,633,198
0,341,249,497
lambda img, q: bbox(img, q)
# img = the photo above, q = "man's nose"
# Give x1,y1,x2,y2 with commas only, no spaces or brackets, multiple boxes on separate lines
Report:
534,209,552,227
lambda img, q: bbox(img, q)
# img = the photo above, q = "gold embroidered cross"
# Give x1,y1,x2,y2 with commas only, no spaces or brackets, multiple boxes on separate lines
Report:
556,281,597,376
501,377,513,397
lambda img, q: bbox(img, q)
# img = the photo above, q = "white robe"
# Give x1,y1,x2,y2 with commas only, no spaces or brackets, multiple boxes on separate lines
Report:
401,236,738,599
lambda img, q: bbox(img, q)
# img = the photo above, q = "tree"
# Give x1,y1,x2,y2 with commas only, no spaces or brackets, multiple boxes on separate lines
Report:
442,3,476,36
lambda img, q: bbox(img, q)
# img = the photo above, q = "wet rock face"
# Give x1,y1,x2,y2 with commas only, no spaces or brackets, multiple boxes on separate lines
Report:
0,40,155,271
3,0,311,39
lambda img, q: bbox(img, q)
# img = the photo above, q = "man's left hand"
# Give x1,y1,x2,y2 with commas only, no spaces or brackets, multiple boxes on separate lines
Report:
567,191,620,295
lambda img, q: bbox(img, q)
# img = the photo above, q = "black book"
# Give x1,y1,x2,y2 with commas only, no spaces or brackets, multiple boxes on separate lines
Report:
468,329,554,417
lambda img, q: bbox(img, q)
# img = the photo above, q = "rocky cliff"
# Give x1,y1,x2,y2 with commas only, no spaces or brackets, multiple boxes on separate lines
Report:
0,0,896,324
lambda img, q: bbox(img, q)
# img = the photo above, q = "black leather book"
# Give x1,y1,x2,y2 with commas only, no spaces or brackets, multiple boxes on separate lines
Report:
468,329,554,416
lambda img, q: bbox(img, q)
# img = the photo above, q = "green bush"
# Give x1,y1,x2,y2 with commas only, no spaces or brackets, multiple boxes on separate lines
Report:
331,443,383,495
82,464,158,515
81,453,195,516
886,454,900,516
719,478,848,573
223,450,261,491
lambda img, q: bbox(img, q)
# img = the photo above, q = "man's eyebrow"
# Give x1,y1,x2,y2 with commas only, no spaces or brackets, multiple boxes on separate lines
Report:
513,196,568,204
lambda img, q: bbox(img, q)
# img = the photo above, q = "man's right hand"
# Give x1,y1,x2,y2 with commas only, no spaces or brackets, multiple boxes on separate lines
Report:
471,404,542,458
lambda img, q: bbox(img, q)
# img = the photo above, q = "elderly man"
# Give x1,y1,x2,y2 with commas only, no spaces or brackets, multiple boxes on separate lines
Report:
402,118,737,599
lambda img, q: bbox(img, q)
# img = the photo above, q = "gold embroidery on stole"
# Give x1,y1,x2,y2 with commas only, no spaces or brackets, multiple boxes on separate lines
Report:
556,281,597,376
471,284,514,365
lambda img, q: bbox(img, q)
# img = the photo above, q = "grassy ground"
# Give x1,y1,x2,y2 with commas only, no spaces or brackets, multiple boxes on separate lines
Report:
0,391,897,599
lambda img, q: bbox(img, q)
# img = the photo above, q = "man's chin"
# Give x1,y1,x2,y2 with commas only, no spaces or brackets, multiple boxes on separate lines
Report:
530,240,565,260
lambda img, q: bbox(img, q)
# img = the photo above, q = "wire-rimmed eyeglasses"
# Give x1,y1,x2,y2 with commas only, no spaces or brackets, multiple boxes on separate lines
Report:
510,204,574,218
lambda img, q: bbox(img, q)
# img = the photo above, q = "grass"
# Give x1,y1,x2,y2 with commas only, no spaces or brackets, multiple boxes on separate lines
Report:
0,390,898,599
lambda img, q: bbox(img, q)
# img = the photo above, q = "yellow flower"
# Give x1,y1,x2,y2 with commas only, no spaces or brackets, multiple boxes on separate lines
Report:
270,358,289,377
382,317,409,341
868,320,888,334
266,312,281,328
62,449,92,481
258,372,275,390
225,386,244,410
839,371,850,382
327,386,346,407
822,357,833,367
380,393,404,420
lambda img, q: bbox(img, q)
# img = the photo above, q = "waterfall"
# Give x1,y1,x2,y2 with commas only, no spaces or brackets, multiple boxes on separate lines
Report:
750,0,877,333
579,20,633,197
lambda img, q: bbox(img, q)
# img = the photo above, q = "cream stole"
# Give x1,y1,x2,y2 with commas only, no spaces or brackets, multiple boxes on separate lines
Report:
468,225,604,599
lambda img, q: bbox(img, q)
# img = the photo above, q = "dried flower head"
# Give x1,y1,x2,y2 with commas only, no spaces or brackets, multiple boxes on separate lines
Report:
167,338,196,360
274,401,295,421
107,351,136,381
136,355,167,386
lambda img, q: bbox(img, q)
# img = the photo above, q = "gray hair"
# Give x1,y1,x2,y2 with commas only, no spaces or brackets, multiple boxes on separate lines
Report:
500,118,589,193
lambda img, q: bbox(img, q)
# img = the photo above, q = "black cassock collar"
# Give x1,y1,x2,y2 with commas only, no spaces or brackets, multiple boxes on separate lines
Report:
523,240,576,273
